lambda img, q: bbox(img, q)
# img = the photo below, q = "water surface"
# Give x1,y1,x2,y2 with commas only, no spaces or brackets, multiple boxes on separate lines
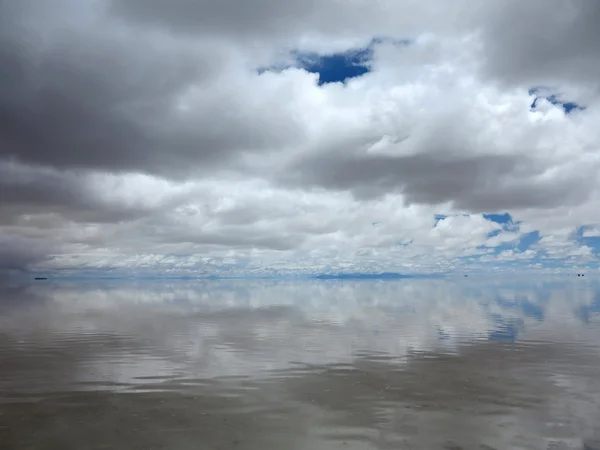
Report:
1,277,600,449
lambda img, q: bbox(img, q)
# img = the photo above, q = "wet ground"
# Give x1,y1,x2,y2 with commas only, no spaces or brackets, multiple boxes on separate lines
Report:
1,277,600,449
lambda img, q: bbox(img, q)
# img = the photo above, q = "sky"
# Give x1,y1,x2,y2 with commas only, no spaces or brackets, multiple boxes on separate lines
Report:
1,0,600,278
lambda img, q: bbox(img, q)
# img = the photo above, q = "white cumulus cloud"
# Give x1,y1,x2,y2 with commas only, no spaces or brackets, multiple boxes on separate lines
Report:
1,0,599,276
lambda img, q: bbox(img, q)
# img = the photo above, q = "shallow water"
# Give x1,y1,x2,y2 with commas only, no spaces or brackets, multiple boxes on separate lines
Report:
1,277,600,449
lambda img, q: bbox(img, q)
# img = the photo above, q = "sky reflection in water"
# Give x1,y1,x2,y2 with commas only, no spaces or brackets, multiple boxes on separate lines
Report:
1,278,600,449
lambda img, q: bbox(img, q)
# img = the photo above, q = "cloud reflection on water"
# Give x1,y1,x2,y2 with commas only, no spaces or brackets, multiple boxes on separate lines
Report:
2,278,600,448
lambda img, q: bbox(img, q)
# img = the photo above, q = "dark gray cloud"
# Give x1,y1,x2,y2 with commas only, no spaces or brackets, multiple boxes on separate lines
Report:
0,234,54,271
106,0,412,46
478,0,600,90
0,162,164,224
285,151,518,199
109,0,323,39
0,0,300,178
282,149,593,211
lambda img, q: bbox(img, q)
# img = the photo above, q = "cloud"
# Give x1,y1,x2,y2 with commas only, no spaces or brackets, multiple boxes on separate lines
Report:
583,228,600,238
1,0,600,275
0,234,54,272
477,0,600,92
0,0,302,177
107,0,441,46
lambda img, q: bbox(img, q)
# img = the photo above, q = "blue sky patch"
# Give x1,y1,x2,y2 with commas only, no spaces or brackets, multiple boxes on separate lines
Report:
529,87,585,114
258,37,410,85
483,212,521,233
487,229,502,238
518,231,541,252
493,242,518,254
293,47,373,85
434,214,448,226
483,212,513,225
575,226,600,255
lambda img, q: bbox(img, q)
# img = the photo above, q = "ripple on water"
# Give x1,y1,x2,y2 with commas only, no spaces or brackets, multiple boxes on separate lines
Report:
2,279,600,448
